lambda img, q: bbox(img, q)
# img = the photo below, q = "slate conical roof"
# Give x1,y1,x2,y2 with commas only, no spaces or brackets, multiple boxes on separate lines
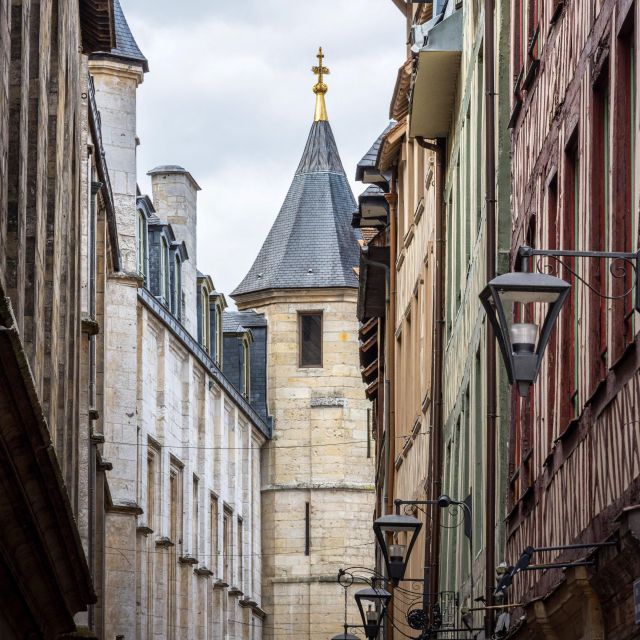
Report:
232,119,360,298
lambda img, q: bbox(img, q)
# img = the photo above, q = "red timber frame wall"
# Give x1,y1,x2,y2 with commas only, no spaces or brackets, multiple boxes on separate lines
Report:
508,0,640,637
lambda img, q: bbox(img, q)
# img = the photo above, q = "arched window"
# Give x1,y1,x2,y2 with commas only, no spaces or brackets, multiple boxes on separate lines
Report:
137,210,147,281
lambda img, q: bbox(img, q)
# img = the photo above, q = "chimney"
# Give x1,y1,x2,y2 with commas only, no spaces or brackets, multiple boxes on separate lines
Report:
148,166,201,333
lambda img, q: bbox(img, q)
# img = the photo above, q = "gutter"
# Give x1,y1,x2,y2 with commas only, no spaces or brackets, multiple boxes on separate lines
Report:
484,0,498,635
416,136,446,607
384,170,399,635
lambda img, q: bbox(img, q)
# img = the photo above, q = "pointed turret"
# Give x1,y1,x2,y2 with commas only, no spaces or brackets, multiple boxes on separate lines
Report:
232,50,360,300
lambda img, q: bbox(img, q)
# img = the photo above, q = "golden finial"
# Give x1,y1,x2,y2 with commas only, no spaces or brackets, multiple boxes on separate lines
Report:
312,47,330,122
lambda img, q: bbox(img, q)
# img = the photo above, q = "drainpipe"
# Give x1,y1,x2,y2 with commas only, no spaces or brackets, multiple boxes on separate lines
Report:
416,136,446,608
384,170,398,635
484,0,497,635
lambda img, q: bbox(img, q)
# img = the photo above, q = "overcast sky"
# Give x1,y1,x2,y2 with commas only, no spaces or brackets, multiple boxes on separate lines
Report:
123,0,405,299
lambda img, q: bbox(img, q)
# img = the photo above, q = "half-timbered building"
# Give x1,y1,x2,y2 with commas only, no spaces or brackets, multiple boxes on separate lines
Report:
507,1,640,637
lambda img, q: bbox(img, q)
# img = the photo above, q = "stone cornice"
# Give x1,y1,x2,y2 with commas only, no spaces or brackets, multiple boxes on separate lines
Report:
88,57,145,84
234,287,358,309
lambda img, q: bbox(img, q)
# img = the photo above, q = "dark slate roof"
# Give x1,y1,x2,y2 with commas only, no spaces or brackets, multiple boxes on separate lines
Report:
93,0,148,72
361,184,386,197
225,310,267,328
223,311,256,335
355,121,396,182
232,120,360,298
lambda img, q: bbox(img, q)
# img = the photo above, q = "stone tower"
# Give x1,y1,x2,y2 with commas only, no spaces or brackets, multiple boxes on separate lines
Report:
233,50,375,639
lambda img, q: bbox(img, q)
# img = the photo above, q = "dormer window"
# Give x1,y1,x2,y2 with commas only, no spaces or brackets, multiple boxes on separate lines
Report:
137,210,148,281
241,336,250,398
215,303,223,367
160,236,169,301
199,286,210,353
172,254,181,320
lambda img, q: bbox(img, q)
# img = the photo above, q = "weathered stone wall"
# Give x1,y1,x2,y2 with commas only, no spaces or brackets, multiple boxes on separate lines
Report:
0,0,121,635
237,288,375,640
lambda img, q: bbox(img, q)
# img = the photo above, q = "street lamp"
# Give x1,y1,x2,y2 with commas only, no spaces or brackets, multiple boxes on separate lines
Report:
330,634,359,640
479,270,570,396
372,513,422,585
354,585,392,639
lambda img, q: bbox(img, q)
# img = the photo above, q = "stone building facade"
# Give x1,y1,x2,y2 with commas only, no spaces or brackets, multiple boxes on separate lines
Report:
355,0,511,636
0,0,121,636
506,1,640,638
88,3,271,639
232,61,375,639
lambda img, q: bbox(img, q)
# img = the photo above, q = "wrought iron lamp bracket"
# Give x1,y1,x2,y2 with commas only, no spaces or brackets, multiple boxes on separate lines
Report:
518,245,640,312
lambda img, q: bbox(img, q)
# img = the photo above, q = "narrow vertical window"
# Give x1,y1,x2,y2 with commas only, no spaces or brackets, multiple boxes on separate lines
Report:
160,236,168,301
592,65,610,391
223,506,232,584
146,449,156,531
545,173,559,447
242,337,250,398
561,138,579,426
172,256,181,321
210,494,218,574
305,502,311,556
237,517,243,590
216,303,223,366
168,461,183,640
138,210,147,280
612,10,636,358
199,287,210,353
299,312,323,367
192,476,199,556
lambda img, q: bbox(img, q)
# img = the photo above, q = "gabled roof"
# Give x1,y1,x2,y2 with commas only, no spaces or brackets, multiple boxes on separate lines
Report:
232,120,360,298
92,0,148,72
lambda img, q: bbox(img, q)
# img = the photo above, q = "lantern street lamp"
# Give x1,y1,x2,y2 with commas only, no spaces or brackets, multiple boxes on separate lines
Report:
330,634,359,640
372,513,422,585
479,268,570,396
354,584,392,640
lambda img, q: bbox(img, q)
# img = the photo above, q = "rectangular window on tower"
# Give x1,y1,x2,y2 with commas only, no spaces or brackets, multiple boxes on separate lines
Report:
299,311,323,368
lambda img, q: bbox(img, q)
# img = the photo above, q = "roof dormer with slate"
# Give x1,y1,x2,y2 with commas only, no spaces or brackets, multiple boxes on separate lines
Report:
232,49,360,300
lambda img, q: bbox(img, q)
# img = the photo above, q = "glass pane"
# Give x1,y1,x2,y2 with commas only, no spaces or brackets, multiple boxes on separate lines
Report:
300,313,322,366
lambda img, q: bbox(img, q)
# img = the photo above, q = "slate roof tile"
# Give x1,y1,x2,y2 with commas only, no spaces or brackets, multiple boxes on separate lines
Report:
232,120,360,298
93,0,148,72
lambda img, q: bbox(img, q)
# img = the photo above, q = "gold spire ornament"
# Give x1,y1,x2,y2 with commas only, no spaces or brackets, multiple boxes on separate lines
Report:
312,47,330,122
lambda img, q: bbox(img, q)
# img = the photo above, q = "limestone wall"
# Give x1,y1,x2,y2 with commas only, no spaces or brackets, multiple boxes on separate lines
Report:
237,288,375,640
103,301,267,640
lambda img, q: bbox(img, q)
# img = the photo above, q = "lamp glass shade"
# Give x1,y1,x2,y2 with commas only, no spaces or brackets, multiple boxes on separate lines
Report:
480,270,570,396
354,586,391,640
372,514,422,585
510,322,538,352
388,543,405,560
